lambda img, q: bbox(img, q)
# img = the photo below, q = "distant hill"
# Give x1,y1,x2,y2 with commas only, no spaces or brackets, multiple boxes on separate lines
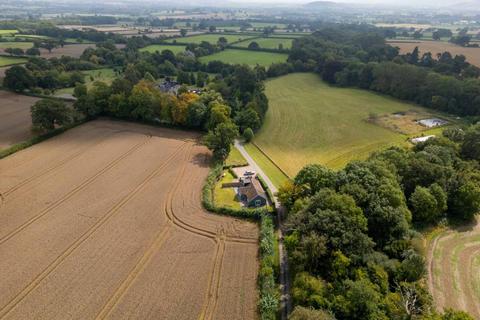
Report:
304,1,340,7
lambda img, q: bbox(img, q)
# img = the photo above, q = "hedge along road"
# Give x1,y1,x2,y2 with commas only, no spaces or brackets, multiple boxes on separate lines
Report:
234,140,292,320
0,120,259,320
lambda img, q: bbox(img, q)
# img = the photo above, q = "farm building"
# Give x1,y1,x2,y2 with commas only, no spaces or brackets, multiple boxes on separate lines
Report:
238,177,267,208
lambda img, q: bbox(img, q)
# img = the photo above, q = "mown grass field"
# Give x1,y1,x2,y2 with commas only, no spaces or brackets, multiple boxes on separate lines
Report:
167,34,255,44
226,146,248,167
0,56,27,67
236,37,292,49
427,219,480,319
199,49,288,66
139,44,186,54
0,42,33,50
0,29,18,36
249,73,448,178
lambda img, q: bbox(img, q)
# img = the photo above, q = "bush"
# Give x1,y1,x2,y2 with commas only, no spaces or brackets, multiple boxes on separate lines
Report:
243,127,254,142
259,215,279,320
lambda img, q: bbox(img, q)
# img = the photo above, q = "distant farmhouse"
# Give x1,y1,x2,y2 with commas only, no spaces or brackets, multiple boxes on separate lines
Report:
157,79,203,96
158,79,181,95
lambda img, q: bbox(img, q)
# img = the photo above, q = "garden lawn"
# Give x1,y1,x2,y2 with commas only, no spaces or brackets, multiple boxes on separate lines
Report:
199,49,288,66
214,170,243,209
250,73,446,177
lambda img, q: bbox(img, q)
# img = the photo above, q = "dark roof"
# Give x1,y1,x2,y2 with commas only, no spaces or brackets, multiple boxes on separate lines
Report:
239,177,267,203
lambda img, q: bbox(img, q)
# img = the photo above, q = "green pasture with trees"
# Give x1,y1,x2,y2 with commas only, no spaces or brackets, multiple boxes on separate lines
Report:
249,73,447,177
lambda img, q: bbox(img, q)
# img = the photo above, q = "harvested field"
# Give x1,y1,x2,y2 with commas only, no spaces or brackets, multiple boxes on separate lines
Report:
39,44,124,59
388,40,480,67
428,219,480,318
0,120,259,319
0,90,40,150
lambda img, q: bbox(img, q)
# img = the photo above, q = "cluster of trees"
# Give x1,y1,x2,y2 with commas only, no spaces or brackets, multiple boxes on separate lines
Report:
278,127,480,319
3,56,97,93
402,47,479,78
286,25,480,116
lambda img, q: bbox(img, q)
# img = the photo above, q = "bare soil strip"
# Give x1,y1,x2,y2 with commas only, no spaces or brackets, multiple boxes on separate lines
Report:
0,120,259,320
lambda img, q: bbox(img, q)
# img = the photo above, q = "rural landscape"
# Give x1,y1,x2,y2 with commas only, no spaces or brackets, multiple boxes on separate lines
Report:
0,0,480,319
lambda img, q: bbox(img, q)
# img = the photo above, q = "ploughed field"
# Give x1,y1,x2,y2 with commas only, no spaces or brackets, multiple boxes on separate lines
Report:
389,40,480,67
0,90,40,150
0,120,258,319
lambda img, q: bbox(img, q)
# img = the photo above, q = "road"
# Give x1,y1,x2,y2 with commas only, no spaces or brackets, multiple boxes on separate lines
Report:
234,140,292,320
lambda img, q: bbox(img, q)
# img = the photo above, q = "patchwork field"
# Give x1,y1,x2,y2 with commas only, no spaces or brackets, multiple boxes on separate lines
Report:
388,40,480,67
0,56,27,67
139,44,187,54
249,73,445,179
236,37,292,49
199,49,288,66
167,34,255,44
0,90,40,150
0,120,258,319
39,43,96,58
0,42,34,50
428,219,480,318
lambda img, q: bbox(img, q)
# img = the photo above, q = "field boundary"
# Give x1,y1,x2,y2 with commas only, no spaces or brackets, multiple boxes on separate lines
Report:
251,142,292,180
0,119,87,160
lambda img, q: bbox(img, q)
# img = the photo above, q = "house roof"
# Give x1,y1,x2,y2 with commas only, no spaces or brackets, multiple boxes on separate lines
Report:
239,177,267,203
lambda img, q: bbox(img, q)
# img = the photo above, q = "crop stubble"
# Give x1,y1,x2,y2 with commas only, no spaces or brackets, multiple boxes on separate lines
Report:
0,120,258,320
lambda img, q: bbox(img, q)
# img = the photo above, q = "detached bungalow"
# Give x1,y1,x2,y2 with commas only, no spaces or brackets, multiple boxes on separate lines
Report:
238,177,267,208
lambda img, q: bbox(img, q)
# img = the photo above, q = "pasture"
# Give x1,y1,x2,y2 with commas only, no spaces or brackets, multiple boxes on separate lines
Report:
249,73,446,177
0,90,40,150
167,34,255,44
55,68,118,96
0,120,258,319
0,29,18,36
0,41,33,50
389,40,480,67
199,49,288,66
0,56,27,67
427,219,480,319
236,37,292,49
139,44,187,54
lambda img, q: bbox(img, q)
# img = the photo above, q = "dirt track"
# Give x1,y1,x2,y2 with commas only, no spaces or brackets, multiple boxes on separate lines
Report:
0,90,40,150
428,219,480,318
0,120,259,319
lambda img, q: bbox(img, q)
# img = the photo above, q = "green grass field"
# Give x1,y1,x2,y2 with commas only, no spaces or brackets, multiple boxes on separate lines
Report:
0,56,27,67
139,44,187,54
0,30,18,36
0,42,33,50
167,34,255,44
250,22,287,28
199,49,288,66
236,37,292,49
249,73,448,178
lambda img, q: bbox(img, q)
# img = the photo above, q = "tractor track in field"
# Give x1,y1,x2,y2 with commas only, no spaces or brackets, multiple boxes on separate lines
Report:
0,134,153,246
0,141,188,319
1,130,129,199
199,235,226,320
